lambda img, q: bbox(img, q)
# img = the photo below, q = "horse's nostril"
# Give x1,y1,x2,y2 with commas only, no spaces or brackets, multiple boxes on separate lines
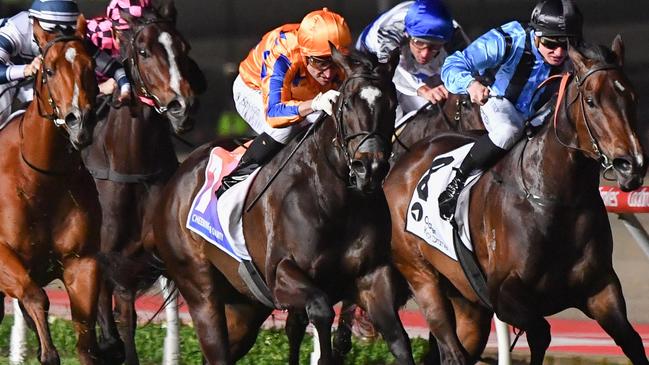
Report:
65,112,80,127
167,99,185,115
613,157,634,174
351,160,367,176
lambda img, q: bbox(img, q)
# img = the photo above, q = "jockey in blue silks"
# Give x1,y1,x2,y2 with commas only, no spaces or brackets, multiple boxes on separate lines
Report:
0,0,131,124
356,0,469,124
437,0,583,220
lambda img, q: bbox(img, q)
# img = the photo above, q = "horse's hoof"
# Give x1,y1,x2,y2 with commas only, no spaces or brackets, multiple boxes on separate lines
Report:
41,351,61,365
98,338,126,364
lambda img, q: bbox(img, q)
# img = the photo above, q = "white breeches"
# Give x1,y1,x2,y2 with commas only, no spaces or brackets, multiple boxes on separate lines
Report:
480,97,525,150
232,75,319,145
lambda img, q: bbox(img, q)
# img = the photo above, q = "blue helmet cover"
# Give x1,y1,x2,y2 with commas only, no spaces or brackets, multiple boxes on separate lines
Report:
404,0,453,42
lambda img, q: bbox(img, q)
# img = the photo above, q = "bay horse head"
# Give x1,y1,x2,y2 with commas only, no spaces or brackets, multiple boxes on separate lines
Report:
565,36,645,191
330,44,399,193
116,0,198,133
32,16,97,149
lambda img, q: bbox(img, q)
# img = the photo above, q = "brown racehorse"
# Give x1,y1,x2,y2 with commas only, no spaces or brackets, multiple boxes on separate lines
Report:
147,47,417,364
0,18,101,365
385,37,648,364
80,1,205,364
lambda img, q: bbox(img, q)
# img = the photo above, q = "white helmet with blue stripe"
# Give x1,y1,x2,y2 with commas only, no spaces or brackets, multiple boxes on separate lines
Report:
29,0,80,32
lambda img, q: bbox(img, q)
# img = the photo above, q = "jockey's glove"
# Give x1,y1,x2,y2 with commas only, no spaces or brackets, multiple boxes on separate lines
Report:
311,90,340,116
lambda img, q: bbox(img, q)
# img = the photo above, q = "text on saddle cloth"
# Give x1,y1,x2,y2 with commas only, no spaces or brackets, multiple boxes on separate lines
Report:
186,143,257,262
406,143,481,260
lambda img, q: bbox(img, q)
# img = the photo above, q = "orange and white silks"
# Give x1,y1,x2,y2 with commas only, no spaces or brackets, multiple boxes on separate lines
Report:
238,24,341,128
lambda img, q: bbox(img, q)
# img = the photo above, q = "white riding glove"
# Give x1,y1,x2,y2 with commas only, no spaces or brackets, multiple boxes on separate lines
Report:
311,90,340,116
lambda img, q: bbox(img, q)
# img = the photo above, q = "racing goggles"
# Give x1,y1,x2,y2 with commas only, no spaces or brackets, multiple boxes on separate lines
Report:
539,36,569,50
409,37,444,51
307,56,335,71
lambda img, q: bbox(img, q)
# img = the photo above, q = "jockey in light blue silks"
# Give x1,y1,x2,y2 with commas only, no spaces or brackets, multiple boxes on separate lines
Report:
437,0,583,220
356,0,469,124
0,0,131,125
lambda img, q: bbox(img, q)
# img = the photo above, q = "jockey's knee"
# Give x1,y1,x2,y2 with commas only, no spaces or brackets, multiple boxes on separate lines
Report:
488,125,523,150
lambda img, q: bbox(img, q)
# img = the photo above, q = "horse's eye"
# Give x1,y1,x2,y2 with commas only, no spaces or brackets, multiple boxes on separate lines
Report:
586,97,596,107
138,49,149,57
45,68,55,76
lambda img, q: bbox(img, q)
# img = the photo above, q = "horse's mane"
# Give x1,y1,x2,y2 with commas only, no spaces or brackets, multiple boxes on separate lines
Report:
574,41,619,65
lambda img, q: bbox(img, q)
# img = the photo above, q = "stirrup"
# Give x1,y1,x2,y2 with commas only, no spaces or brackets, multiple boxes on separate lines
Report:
438,172,466,221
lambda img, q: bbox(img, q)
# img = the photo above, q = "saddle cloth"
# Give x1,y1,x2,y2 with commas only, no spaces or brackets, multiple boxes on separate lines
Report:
186,144,258,262
405,143,482,260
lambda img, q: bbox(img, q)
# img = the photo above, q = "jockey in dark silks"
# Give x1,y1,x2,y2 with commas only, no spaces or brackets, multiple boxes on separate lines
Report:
438,0,583,220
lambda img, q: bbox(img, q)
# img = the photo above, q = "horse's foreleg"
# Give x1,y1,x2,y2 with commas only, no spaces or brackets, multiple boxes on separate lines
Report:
0,244,59,365
396,261,467,364
96,278,125,363
273,258,335,365
583,276,648,365
332,301,355,361
0,292,4,323
63,256,101,365
522,318,550,365
224,303,271,360
114,290,139,365
285,309,309,365
356,265,415,365
449,294,492,362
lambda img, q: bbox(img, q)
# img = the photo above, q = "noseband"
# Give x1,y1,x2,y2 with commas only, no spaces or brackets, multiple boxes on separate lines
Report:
554,63,620,170
35,34,83,131
333,73,389,184
124,18,175,114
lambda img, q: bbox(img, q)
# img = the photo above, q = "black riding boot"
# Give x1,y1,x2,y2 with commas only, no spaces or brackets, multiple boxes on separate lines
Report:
438,135,506,220
216,133,284,197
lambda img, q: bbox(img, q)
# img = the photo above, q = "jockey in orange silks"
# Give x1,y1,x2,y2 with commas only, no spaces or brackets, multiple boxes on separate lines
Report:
217,8,352,196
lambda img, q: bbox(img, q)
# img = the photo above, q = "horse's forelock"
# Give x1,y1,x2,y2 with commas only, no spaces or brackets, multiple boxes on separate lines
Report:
575,42,619,66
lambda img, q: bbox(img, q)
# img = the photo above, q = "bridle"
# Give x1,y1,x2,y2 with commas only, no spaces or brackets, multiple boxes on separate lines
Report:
22,34,86,176
333,72,390,184
123,17,174,114
553,63,620,170
34,34,83,132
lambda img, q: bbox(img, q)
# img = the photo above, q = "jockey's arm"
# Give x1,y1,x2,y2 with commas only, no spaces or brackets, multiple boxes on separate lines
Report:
441,27,509,96
85,39,130,100
0,17,30,84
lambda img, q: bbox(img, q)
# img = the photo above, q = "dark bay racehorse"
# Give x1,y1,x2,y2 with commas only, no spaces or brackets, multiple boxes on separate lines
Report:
148,47,416,364
0,18,101,365
391,93,483,162
385,37,648,364
80,1,205,363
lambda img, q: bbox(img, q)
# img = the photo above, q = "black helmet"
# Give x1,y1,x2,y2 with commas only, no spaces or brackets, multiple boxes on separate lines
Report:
530,0,583,38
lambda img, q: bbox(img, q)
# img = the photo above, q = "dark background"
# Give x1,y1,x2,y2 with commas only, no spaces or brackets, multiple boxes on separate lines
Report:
2,0,648,149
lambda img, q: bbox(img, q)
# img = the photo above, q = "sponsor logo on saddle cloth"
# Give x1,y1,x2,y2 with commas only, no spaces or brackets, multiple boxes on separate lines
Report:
186,144,259,262
405,143,482,261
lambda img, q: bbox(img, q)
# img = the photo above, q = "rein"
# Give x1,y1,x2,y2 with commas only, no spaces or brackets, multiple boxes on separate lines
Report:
124,18,175,114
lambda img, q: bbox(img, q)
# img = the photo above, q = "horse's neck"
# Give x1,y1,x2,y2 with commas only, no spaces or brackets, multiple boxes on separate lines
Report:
21,106,79,173
105,104,175,166
511,90,599,202
291,121,349,201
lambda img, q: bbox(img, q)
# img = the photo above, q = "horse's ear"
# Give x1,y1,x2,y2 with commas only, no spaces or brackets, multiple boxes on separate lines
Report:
385,47,400,77
157,0,177,24
611,34,625,67
330,41,353,76
119,8,137,27
75,14,87,39
32,19,47,48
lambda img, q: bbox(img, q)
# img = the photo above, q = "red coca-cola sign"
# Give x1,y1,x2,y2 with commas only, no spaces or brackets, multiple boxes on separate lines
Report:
599,186,649,213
